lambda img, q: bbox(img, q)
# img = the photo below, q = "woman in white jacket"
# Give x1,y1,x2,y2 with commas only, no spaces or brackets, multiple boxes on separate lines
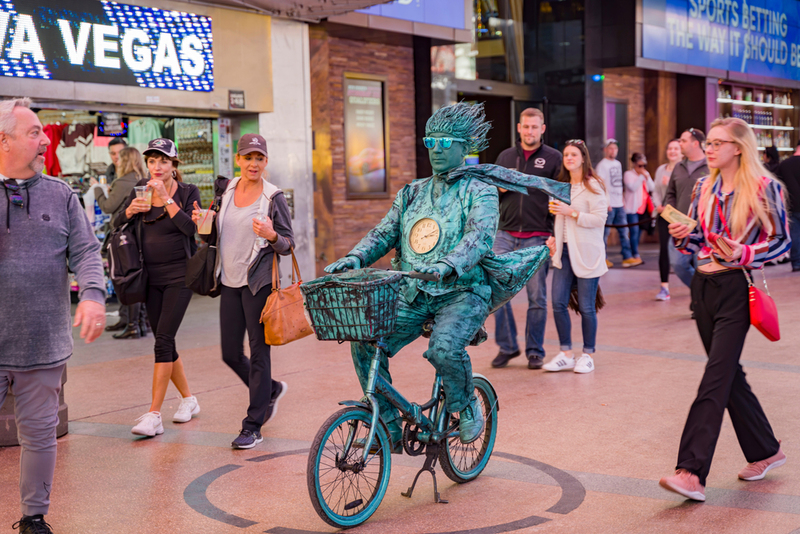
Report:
543,140,609,374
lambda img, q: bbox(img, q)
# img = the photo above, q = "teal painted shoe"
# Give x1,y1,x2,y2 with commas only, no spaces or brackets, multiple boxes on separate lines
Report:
458,397,484,444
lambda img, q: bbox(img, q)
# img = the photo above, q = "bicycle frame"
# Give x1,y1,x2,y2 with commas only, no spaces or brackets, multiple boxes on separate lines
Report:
357,342,454,462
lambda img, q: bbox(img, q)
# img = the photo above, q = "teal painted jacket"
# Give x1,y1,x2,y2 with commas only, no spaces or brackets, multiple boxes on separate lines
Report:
347,170,498,304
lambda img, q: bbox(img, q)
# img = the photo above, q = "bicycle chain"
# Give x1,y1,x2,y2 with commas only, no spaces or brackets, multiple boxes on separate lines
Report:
402,423,426,456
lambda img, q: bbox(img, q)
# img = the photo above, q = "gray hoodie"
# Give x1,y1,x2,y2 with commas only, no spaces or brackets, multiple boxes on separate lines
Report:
0,174,105,371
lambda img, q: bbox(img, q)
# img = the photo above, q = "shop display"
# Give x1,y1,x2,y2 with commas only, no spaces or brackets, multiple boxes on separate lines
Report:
175,118,215,206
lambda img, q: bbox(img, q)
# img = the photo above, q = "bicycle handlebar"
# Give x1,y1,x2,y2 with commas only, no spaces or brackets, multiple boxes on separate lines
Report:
388,270,441,282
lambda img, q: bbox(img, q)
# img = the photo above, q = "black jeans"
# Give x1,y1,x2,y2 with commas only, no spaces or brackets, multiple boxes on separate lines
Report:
145,283,193,363
676,270,779,486
657,216,671,284
220,284,279,432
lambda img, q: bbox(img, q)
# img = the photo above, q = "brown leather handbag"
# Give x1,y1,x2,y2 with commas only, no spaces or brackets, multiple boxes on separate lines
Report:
261,248,314,346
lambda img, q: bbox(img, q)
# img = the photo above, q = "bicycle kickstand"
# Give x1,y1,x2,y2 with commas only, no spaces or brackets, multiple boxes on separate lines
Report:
401,444,448,504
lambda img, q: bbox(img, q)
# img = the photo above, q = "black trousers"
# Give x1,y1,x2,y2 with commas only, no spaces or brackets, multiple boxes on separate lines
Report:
220,284,279,432
146,283,193,363
677,270,779,486
657,216,671,284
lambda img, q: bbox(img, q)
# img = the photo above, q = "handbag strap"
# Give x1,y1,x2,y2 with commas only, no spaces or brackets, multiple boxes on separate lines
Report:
271,247,302,292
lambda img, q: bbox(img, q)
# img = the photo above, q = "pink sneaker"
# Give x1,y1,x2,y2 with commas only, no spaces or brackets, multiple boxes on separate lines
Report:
659,469,706,501
739,446,786,481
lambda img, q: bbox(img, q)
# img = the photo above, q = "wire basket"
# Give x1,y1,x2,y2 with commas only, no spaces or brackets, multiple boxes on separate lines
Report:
300,269,403,342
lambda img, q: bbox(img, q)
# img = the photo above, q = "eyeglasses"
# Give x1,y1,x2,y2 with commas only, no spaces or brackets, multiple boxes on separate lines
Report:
705,139,736,151
3,180,23,208
423,137,467,149
566,139,585,145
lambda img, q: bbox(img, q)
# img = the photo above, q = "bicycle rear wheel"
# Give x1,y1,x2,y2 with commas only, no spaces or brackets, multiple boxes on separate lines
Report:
307,407,392,528
439,376,498,483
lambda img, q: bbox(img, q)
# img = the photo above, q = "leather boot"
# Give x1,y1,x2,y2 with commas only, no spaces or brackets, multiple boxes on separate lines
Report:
105,320,126,332
113,323,141,339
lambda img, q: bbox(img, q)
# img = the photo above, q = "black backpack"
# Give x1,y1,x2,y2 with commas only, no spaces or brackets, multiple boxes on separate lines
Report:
108,217,148,304
185,176,230,297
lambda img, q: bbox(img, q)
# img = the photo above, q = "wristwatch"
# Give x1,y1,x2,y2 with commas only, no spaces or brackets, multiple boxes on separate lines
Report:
165,198,175,206
570,210,578,219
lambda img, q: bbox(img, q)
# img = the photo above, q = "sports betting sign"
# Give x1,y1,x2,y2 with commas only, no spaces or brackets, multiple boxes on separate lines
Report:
0,0,213,91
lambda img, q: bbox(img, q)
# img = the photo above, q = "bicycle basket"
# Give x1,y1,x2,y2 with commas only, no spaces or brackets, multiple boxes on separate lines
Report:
300,269,403,342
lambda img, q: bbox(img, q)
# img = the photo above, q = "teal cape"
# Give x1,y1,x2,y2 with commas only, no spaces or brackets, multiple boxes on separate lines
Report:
448,163,571,204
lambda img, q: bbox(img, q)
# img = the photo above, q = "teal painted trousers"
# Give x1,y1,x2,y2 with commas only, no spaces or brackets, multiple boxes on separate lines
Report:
351,290,489,426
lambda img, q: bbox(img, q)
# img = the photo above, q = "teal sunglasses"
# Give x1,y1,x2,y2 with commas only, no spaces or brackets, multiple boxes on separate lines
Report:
423,137,467,149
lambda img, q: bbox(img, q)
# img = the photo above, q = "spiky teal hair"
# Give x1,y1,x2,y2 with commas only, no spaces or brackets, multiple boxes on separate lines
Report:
425,102,491,154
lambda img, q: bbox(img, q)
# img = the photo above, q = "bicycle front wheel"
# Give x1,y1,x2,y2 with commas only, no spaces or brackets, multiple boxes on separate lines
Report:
439,375,498,483
307,407,392,528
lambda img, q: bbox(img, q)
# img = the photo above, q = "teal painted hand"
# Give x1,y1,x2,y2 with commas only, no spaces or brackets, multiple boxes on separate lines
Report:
324,256,362,273
416,262,452,284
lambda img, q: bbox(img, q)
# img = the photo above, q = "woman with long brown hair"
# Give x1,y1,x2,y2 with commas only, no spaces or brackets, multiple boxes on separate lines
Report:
659,117,790,501
543,139,608,374
116,138,202,437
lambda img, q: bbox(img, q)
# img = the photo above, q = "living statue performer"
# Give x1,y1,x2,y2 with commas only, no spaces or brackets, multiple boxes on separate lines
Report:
325,102,570,447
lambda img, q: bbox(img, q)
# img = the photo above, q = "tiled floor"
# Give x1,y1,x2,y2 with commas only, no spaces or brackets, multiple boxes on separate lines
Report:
2,246,800,533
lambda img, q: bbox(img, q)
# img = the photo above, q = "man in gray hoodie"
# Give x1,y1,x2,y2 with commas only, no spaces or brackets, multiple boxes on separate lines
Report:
0,98,106,534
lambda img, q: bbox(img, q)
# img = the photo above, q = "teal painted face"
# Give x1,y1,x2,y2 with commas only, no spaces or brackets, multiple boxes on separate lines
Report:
427,132,468,175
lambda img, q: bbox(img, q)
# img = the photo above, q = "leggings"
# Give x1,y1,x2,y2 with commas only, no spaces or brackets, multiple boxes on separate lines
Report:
220,284,279,432
145,282,193,363
676,270,779,486
657,216,671,284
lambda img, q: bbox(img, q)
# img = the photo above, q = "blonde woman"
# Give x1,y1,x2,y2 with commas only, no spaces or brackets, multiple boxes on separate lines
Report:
659,118,790,502
93,147,148,337
652,139,682,300
544,140,608,374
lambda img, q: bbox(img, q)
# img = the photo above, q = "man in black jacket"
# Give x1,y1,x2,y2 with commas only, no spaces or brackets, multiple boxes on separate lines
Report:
775,143,800,271
491,108,562,369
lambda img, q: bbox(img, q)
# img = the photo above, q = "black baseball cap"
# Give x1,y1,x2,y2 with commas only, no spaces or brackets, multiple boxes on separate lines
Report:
238,134,268,157
143,138,178,158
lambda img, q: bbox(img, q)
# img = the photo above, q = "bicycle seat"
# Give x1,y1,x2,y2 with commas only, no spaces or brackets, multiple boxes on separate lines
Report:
421,320,487,347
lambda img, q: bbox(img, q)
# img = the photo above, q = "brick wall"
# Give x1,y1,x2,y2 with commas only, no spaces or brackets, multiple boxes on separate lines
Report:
311,28,416,272
604,69,646,162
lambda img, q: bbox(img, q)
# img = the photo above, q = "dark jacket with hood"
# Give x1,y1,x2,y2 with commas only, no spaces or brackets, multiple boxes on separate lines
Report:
495,141,562,234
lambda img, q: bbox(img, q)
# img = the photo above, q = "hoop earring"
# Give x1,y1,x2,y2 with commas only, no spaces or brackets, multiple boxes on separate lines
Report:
172,170,177,178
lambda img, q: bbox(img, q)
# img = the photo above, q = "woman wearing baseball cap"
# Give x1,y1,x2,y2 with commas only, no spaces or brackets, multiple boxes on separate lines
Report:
192,133,295,449
116,138,203,437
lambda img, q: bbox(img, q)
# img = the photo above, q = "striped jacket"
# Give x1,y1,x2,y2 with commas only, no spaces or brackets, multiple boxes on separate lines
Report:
677,175,790,269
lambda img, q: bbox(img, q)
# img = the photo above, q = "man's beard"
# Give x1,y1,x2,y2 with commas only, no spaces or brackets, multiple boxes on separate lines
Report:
523,135,540,147
28,156,45,174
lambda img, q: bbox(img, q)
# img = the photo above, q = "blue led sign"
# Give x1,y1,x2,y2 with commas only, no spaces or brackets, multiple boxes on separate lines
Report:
358,0,466,31
642,0,800,82
0,0,213,91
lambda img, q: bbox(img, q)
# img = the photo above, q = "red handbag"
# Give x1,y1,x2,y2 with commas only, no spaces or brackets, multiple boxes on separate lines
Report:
744,269,780,342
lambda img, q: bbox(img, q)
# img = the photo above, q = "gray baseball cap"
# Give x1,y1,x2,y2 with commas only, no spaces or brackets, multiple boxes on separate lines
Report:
144,138,178,158
238,134,268,157
603,138,618,148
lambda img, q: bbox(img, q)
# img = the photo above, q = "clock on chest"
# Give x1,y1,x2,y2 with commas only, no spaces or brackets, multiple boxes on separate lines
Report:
408,218,441,254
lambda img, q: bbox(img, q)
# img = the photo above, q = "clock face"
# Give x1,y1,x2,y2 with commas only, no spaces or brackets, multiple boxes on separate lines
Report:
409,218,441,254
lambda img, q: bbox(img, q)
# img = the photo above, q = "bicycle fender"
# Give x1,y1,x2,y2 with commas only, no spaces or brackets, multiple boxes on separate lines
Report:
472,373,500,412
337,401,396,442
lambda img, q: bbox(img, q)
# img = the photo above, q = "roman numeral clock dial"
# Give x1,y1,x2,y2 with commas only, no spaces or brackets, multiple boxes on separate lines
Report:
409,218,440,254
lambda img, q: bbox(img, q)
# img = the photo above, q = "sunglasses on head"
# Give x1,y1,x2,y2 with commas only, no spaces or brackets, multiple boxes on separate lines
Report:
423,137,467,149
566,139,585,146
687,128,704,144
3,180,23,208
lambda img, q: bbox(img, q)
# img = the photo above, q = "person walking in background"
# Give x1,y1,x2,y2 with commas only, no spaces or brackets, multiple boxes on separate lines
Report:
665,128,709,291
623,153,654,267
652,139,682,300
491,107,562,370
543,140,608,374
775,142,800,272
192,134,295,449
116,139,202,437
763,146,780,175
659,117,790,502
0,98,106,534
105,137,127,184
94,147,149,338
595,139,634,267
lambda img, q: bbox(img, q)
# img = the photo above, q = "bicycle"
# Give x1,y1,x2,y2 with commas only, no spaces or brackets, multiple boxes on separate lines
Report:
300,268,499,528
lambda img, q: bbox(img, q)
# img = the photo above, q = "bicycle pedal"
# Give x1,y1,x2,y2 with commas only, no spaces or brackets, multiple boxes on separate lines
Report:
344,499,364,511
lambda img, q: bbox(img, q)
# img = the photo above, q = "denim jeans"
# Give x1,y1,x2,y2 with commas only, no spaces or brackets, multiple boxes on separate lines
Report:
551,244,600,354
603,207,632,260
668,240,696,289
492,231,549,359
790,212,800,270
626,213,640,257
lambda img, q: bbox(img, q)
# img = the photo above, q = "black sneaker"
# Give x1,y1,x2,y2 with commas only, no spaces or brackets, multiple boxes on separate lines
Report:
231,429,263,449
491,349,520,368
13,515,53,534
527,356,544,369
264,381,288,424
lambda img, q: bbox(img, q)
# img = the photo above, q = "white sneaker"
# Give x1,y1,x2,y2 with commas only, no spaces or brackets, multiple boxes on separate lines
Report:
173,396,200,423
543,352,575,372
132,412,164,436
574,354,595,374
